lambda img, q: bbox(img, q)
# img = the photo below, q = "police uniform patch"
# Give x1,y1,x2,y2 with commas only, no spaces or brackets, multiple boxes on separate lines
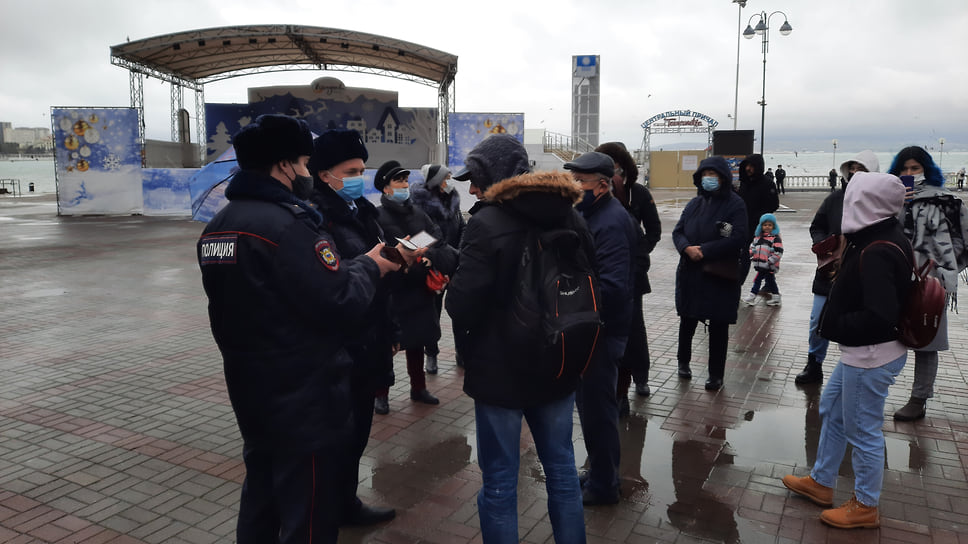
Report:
199,234,238,265
315,240,339,271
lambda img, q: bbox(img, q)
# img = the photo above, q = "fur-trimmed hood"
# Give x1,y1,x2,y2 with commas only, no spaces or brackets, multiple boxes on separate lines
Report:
485,170,583,203
482,171,584,228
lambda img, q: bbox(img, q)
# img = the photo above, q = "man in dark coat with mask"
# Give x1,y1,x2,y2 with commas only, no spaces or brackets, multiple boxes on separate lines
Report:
197,115,399,543
306,129,404,527
447,134,592,541
564,151,638,505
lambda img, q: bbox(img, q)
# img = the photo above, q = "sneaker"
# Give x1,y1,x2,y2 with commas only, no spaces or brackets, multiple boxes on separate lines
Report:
742,292,757,306
820,494,879,529
781,474,833,507
766,293,782,306
425,354,438,375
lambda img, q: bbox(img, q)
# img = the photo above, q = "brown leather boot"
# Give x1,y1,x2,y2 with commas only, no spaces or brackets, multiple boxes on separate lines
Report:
781,474,833,506
820,494,879,529
893,396,926,421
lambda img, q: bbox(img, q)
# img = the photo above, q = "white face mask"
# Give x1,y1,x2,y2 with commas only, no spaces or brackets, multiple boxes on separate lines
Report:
441,182,454,194
913,174,926,183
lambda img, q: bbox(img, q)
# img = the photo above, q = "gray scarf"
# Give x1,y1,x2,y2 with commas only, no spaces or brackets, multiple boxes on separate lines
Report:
905,184,968,311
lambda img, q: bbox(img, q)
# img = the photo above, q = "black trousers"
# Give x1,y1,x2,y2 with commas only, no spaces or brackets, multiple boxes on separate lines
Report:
237,443,347,544
677,318,729,380
577,335,623,496
337,373,378,517
621,295,651,384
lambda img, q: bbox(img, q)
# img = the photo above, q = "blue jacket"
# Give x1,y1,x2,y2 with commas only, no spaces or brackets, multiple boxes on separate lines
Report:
198,169,380,452
673,157,749,323
579,191,637,338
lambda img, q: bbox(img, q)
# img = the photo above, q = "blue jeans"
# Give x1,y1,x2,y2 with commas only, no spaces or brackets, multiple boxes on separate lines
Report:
810,353,906,507
807,294,829,363
475,395,586,544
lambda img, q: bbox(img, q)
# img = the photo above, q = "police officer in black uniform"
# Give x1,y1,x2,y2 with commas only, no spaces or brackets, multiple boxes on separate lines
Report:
306,129,401,527
197,115,400,544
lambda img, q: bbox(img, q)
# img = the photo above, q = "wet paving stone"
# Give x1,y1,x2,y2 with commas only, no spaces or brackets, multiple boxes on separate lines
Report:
1,190,966,542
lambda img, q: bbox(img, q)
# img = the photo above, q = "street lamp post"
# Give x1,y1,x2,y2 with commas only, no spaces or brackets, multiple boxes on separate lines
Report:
732,0,747,131
744,11,793,156
832,139,838,169
939,137,945,169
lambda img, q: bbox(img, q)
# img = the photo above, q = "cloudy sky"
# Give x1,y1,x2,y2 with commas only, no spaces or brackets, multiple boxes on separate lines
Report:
2,0,966,152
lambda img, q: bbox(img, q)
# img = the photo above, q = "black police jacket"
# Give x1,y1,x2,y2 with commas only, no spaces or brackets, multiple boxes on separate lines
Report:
310,185,396,390
198,170,380,452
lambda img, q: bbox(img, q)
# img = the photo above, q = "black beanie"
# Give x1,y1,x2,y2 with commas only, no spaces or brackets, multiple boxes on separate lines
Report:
308,129,370,175
232,115,314,170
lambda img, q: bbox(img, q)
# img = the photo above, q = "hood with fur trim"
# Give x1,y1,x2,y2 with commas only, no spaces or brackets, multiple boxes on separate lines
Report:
483,171,584,228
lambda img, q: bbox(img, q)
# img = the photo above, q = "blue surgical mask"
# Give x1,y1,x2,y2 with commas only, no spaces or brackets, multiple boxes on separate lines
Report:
701,176,720,192
334,175,365,201
389,187,410,202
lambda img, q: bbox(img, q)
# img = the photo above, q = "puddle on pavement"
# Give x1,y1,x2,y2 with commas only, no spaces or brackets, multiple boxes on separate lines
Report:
363,400,924,543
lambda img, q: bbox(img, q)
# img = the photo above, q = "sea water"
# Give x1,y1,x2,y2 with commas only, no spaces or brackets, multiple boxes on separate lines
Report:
2,151,968,196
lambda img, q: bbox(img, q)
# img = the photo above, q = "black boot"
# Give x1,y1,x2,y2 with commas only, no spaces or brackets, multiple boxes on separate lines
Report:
893,396,926,421
795,354,823,385
677,363,692,380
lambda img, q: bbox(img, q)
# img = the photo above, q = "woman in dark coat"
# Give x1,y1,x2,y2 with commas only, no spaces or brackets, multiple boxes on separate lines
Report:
374,160,459,406
672,156,748,391
595,142,661,408
409,164,465,374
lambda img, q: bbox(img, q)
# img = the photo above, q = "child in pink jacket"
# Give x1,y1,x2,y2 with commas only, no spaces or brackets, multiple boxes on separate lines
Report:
743,213,784,306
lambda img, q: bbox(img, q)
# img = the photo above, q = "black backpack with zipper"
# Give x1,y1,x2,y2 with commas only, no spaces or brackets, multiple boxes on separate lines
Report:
504,226,603,383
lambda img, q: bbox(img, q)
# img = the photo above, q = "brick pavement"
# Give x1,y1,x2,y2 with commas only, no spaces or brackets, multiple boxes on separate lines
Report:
0,190,966,543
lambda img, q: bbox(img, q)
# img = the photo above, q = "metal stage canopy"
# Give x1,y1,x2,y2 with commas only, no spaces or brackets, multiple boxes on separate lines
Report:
110,25,459,161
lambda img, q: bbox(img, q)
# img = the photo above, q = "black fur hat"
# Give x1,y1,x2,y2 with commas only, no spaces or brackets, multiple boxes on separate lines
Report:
232,115,313,170
309,129,369,174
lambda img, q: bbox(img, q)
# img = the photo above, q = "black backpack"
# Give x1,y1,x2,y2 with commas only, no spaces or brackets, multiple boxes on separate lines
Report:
504,227,603,382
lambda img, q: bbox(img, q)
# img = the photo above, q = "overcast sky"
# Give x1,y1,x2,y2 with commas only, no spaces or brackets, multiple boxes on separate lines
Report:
2,0,966,152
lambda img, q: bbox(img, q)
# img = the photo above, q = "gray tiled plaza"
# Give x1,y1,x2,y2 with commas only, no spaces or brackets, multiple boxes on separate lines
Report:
1,189,966,543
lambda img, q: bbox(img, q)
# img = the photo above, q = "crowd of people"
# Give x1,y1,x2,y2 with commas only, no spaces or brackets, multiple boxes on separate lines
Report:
195,113,968,542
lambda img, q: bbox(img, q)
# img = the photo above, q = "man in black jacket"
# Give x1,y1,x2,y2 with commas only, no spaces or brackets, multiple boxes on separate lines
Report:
447,135,590,542
564,151,637,506
307,129,406,527
198,115,399,543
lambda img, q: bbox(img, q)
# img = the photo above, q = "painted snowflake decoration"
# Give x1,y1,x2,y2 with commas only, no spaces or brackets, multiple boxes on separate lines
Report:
103,153,121,171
